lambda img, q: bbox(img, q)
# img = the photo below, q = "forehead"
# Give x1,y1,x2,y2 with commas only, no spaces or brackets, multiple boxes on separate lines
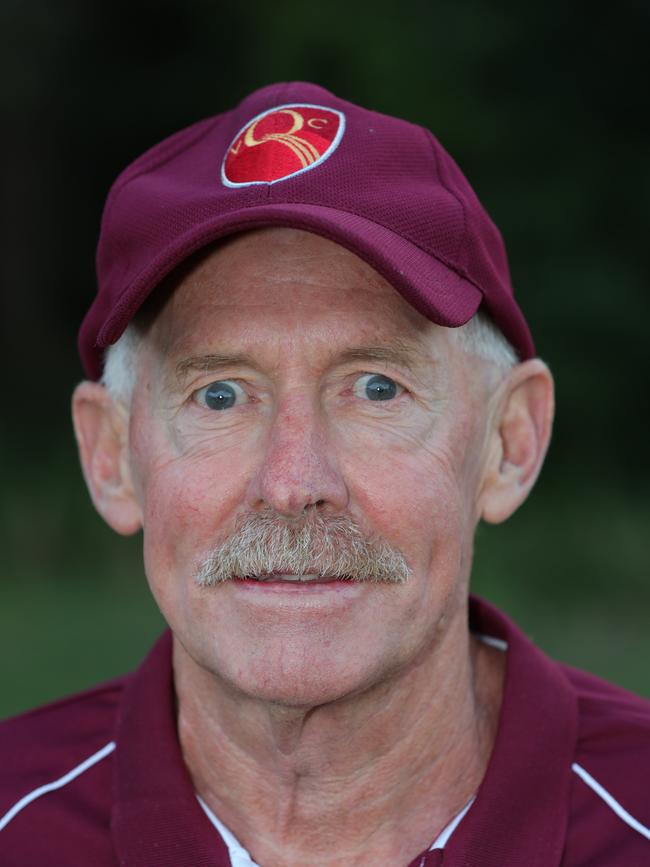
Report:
150,227,444,360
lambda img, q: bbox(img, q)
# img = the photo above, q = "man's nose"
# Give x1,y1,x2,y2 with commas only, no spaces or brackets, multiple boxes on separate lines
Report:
245,396,349,518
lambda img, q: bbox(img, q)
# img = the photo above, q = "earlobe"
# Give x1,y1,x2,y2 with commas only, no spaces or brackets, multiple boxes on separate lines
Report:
72,381,142,535
480,360,554,524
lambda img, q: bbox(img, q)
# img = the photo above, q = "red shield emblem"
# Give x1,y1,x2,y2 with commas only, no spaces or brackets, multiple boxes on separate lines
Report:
222,103,345,187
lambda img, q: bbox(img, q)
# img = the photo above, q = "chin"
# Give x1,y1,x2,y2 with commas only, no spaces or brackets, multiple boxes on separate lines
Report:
235,676,365,709
216,648,386,709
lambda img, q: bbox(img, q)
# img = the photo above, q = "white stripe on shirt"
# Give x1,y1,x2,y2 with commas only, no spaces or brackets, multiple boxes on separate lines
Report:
0,741,116,832
572,762,650,842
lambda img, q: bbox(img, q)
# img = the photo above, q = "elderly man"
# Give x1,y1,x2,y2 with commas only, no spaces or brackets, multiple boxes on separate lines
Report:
1,82,649,866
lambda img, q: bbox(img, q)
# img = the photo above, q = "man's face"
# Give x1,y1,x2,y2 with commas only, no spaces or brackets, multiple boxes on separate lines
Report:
126,228,494,705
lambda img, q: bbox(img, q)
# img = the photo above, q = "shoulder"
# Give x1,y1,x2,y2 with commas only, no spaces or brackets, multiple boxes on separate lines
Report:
0,678,127,865
0,676,125,790
566,663,650,772
562,664,650,864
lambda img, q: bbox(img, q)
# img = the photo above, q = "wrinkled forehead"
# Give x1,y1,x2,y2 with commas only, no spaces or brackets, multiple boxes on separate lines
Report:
144,227,454,365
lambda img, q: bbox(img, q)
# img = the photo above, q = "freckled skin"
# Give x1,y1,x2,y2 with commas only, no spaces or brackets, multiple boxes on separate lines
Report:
127,229,493,709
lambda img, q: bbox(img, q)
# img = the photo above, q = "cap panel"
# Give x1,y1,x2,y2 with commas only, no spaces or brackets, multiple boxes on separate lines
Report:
81,81,535,378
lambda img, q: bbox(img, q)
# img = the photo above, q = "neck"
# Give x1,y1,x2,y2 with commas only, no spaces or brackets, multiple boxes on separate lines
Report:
174,605,505,867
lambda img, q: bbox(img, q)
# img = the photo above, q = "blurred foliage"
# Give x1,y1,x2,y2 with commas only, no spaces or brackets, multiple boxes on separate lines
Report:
1,0,648,716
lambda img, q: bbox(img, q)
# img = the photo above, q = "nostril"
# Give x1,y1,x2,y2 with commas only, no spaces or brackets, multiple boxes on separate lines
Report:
303,500,327,513
300,501,326,516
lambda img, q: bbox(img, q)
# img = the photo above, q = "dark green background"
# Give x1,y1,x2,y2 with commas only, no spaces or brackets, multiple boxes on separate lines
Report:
2,0,649,717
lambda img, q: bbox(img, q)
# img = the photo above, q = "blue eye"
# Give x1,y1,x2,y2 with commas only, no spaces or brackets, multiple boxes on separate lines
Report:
353,373,400,401
196,380,245,410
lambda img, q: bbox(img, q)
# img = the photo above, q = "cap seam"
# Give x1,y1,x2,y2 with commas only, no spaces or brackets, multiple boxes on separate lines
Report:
425,128,469,268
99,115,225,248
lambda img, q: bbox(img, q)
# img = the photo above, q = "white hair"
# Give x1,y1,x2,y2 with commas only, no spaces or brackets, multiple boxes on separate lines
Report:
101,321,144,403
450,309,518,368
102,309,517,403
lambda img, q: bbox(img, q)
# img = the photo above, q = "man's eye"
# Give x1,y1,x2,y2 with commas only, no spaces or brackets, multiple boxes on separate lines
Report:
194,380,246,411
352,373,402,402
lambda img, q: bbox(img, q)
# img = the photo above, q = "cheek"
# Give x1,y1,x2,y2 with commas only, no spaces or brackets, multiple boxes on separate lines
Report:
344,440,468,580
129,420,255,599
339,390,486,611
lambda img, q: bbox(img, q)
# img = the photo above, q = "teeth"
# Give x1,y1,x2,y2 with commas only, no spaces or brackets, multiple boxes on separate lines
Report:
253,574,323,582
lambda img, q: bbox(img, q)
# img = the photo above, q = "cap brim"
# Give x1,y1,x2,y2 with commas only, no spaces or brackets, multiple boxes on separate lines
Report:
84,203,494,379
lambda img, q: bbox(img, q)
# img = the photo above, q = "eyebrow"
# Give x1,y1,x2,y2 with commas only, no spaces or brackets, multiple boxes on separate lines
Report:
173,339,429,385
337,341,428,374
174,353,257,384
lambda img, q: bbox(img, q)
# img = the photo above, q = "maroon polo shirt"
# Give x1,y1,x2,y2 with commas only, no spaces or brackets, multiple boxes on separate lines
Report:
2,596,649,866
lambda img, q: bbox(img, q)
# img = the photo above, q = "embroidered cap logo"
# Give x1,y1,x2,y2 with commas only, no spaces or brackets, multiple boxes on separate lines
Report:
222,103,345,187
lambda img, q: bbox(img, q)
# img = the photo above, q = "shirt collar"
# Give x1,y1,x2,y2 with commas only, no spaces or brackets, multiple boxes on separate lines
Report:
197,793,475,867
441,597,578,867
111,630,232,866
111,596,578,867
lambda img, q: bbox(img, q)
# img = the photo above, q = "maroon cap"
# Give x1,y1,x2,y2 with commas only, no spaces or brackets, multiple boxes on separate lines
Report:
79,81,535,379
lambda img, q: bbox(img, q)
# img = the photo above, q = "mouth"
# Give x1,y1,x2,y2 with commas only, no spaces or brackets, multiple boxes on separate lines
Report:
227,572,369,601
235,573,354,584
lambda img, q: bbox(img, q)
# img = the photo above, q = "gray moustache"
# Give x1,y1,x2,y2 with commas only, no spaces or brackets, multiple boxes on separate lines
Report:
195,512,411,586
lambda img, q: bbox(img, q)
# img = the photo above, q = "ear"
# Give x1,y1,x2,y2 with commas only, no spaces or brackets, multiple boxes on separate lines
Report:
72,381,142,535
480,359,554,524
